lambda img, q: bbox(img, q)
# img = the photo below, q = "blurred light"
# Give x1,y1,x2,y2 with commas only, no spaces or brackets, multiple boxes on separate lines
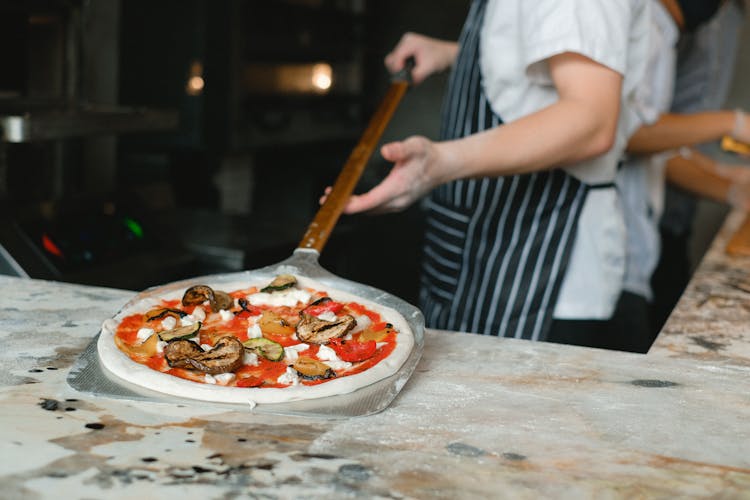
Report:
187,76,204,94
311,63,332,93
42,234,64,259
123,217,144,238
186,61,204,96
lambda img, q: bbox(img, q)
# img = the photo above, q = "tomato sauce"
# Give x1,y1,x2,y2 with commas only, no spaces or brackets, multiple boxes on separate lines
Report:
116,314,146,343
346,302,382,323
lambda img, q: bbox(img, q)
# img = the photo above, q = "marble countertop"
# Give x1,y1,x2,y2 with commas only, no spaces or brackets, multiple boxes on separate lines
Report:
2,212,750,498
652,209,750,367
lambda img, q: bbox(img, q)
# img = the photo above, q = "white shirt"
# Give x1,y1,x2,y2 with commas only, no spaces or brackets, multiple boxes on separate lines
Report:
616,1,680,300
479,0,652,319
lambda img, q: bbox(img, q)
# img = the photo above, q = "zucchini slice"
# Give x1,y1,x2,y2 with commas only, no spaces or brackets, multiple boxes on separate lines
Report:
242,337,284,361
144,307,187,322
158,321,202,341
260,274,297,293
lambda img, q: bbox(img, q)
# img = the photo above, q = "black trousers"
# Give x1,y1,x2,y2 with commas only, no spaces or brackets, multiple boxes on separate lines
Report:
650,230,691,337
546,291,652,353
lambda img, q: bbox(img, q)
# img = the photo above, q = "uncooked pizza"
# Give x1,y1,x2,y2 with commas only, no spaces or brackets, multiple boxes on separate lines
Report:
98,274,414,405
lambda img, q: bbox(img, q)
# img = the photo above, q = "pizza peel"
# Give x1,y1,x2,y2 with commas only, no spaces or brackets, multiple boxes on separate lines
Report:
68,61,425,418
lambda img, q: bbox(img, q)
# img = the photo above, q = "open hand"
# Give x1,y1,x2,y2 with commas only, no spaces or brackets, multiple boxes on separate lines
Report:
321,136,444,214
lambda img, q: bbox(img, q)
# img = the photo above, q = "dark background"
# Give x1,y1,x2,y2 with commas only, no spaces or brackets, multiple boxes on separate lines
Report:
0,0,468,306
2,0,747,307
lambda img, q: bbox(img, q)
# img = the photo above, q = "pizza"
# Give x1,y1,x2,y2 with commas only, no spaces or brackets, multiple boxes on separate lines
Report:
98,274,414,405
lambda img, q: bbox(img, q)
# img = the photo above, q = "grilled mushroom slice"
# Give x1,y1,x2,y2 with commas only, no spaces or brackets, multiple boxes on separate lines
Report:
213,290,233,311
181,285,232,312
260,274,297,293
186,336,244,374
164,339,205,369
164,336,244,374
296,313,356,344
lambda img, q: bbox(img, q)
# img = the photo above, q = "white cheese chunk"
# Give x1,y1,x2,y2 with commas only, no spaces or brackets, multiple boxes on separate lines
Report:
283,347,299,363
243,351,259,366
322,359,353,372
316,344,339,362
160,316,177,331
351,314,371,333
219,309,234,322
317,344,352,372
204,374,217,384
277,366,300,386
316,311,337,322
136,328,155,343
214,373,235,385
246,289,311,307
156,341,168,354
283,343,310,363
200,343,213,351
191,307,206,321
180,316,197,327
246,323,263,339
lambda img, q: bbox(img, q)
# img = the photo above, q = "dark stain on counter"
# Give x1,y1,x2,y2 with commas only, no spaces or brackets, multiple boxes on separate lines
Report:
446,442,486,457
298,453,341,460
39,398,59,411
630,379,679,388
338,464,371,482
502,452,527,461
690,336,727,351
85,423,105,430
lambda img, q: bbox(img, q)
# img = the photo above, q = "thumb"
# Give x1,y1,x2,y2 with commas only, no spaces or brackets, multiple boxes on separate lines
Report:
381,141,408,163
381,137,424,164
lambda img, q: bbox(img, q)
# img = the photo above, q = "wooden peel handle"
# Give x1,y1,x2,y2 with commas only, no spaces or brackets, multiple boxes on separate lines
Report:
298,80,409,253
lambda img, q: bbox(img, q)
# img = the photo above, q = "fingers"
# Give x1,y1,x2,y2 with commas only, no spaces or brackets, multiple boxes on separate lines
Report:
318,186,332,206
343,179,403,214
319,183,395,215
384,33,415,73
381,137,423,163
380,141,404,162
384,32,431,85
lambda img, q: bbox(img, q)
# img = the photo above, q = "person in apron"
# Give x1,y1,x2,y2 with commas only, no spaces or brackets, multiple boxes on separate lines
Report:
652,0,746,334
609,0,748,353
341,0,651,343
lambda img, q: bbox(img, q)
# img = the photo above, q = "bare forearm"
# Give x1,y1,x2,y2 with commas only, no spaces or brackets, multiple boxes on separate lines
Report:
436,99,617,182
628,111,735,155
665,154,731,203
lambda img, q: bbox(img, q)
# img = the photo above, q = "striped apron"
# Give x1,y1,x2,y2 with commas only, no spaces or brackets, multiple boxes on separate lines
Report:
419,0,591,341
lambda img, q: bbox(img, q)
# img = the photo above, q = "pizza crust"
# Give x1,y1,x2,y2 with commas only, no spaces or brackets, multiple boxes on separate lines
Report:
97,276,414,405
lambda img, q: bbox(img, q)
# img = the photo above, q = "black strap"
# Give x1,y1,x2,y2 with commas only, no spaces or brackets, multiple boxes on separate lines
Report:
588,182,616,190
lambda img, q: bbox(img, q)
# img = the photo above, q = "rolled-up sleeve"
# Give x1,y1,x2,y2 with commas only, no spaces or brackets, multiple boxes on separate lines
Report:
520,0,632,83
